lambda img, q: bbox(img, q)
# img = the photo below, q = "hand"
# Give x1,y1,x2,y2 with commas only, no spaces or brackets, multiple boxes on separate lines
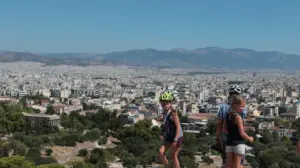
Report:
171,142,177,148
248,137,254,143
160,135,164,141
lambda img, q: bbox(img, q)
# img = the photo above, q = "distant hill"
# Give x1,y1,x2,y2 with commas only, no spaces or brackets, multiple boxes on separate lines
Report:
1,47,300,69
0,51,102,66
98,48,300,69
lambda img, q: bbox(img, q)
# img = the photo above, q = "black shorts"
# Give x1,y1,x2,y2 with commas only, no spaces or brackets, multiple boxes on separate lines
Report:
164,137,183,147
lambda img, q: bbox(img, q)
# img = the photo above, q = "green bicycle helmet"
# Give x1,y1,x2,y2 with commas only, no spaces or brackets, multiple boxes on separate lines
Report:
159,91,174,101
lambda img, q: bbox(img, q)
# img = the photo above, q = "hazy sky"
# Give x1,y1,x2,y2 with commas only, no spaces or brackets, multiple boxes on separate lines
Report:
0,0,300,54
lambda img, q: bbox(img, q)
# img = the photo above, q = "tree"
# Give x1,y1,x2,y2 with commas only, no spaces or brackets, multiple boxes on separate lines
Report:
46,106,55,115
206,119,217,136
70,161,95,168
246,156,259,168
36,164,65,168
180,116,189,123
0,156,34,168
77,149,88,157
13,132,25,141
26,147,41,161
45,148,53,156
88,148,114,165
272,132,280,142
34,157,57,165
0,140,11,157
260,131,273,144
98,137,108,145
179,155,199,168
123,154,138,168
281,136,292,146
252,141,267,158
202,155,214,164
84,128,101,141
11,140,28,156
259,149,281,168
198,135,215,154
182,133,198,155
23,135,43,148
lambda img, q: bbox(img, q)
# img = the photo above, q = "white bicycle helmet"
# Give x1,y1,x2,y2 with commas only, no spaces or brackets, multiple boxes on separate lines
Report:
228,84,242,94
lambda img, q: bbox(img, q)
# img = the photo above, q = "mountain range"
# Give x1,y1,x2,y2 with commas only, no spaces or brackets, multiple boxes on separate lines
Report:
0,47,300,69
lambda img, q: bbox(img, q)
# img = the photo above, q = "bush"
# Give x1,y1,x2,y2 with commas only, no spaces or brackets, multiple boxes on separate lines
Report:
37,164,65,168
45,148,53,156
98,137,108,145
0,156,34,168
202,155,214,164
34,156,57,165
78,149,88,157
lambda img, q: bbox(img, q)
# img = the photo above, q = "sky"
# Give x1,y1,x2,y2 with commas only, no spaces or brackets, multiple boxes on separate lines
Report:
0,0,300,54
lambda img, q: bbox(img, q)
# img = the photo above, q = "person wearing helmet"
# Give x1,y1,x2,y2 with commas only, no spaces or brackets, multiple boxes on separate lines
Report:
158,91,183,168
216,84,247,167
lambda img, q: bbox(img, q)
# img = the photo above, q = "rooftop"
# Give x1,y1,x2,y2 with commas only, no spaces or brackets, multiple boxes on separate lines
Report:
22,112,60,120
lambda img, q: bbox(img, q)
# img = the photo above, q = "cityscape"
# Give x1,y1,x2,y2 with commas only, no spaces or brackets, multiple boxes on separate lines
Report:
1,1,300,168
0,61,299,167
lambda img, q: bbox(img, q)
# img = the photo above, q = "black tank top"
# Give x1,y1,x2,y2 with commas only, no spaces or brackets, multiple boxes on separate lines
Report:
226,112,245,146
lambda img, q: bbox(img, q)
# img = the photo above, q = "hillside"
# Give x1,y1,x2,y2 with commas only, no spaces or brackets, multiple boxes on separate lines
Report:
1,47,300,69
99,47,300,69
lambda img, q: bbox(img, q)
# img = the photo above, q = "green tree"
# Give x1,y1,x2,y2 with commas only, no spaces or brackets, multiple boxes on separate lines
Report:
0,140,11,157
88,148,114,164
206,119,217,136
84,128,101,141
26,147,41,161
180,116,189,123
98,137,108,145
202,155,214,165
282,136,292,146
198,135,215,154
123,154,138,168
0,156,34,168
77,149,88,157
259,150,280,168
23,135,43,148
34,157,57,165
36,164,65,168
183,133,198,155
45,148,53,156
45,106,55,115
13,132,25,141
179,155,199,168
10,140,28,156
252,141,267,158
260,131,273,144
70,161,95,168
272,132,280,142
246,156,259,168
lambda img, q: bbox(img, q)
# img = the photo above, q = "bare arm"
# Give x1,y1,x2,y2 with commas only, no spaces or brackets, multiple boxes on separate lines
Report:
171,112,181,139
235,115,252,141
